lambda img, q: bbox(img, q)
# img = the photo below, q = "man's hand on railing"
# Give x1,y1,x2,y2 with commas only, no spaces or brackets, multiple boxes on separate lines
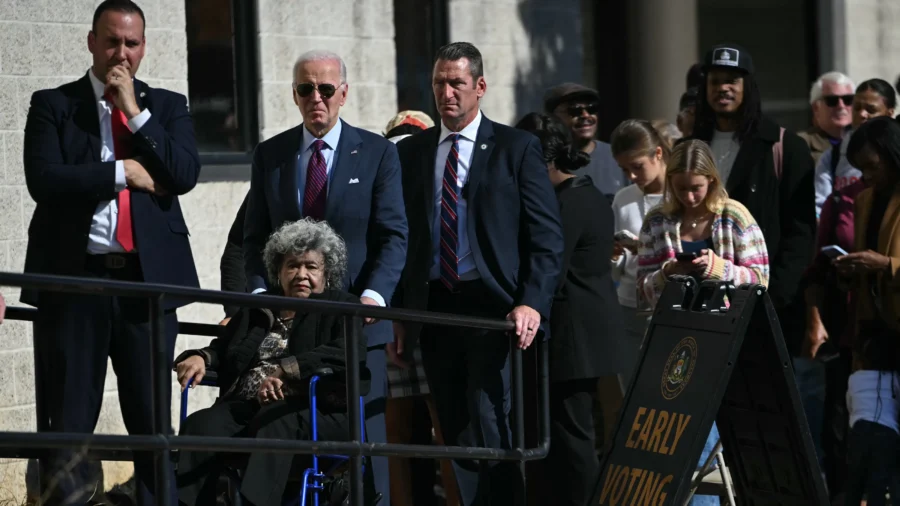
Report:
0,293,5,324
218,317,231,326
175,355,206,392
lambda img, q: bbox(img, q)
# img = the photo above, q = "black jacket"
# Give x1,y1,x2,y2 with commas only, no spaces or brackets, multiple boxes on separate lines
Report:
550,176,628,381
220,192,248,317
175,289,370,396
696,117,816,350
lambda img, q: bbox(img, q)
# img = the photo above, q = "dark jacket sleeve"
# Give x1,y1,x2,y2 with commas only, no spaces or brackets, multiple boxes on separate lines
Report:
356,141,408,302
769,133,817,310
279,292,368,382
243,146,272,292
221,192,249,316
131,90,201,196
515,137,566,318
172,308,247,370
24,91,118,203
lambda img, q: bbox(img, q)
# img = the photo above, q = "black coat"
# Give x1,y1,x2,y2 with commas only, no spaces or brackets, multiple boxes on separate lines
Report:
695,117,815,352
220,192,248,317
175,289,370,396
550,176,627,381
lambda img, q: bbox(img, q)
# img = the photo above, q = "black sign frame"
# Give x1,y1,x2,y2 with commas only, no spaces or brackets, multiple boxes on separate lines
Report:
594,279,828,505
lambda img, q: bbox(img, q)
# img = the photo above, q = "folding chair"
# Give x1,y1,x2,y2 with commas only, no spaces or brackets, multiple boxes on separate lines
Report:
684,439,737,506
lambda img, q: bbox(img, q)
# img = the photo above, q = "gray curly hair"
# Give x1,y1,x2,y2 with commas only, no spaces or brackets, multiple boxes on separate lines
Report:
263,218,348,291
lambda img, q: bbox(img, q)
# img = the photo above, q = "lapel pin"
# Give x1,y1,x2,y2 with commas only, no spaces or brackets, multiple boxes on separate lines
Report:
139,91,146,98
480,143,487,150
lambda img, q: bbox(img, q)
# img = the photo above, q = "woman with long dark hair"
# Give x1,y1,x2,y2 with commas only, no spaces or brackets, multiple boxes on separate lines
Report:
515,112,626,506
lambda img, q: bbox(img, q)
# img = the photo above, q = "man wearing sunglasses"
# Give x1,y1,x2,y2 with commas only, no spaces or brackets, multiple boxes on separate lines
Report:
243,49,408,503
543,83,627,202
799,72,855,167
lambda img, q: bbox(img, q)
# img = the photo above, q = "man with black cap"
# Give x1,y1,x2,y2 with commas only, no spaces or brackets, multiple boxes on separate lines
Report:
693,44,814,348
544,83,627,201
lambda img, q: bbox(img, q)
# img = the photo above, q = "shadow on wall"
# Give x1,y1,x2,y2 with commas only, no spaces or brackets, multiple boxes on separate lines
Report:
513,1,584,123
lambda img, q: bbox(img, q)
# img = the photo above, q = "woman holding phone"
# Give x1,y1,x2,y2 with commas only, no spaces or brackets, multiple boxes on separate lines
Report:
636,139,770,505
610,119,670,346
636,139,769,306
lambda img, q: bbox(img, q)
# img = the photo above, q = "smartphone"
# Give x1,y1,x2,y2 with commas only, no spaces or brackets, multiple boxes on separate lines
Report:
676,252,699,262
820,245,849,259
614,230,639,249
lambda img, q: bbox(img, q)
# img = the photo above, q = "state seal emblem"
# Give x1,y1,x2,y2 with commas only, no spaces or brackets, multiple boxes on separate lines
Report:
661,336,698,400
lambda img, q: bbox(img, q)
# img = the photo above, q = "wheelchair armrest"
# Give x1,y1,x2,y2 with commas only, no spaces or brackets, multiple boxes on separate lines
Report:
312,367,334,378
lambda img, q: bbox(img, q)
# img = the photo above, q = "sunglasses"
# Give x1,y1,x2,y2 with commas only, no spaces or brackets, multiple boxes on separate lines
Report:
823,94,854,107
295,82,341,98
566,104,600,117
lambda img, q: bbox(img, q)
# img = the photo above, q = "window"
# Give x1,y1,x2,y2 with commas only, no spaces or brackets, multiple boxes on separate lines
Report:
394,0,448,119
185,0,258,158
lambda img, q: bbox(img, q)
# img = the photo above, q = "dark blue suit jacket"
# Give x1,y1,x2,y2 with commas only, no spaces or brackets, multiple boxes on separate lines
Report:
394,116,564,344
21,73,201,308
243,120,408,345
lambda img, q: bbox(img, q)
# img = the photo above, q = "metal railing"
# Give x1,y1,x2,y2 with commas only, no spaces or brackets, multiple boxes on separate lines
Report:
0,271,549,506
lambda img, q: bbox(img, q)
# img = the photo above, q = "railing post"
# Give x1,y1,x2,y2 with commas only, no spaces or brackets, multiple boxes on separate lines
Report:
538,338,550,449
511,339,526,493
343,315,363,506
150,295,171,506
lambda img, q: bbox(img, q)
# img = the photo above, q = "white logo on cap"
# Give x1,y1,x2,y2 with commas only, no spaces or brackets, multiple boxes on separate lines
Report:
713,48,739,68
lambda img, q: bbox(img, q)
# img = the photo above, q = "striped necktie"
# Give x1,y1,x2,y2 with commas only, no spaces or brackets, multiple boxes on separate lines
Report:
439,134,461,290
303,139,328,220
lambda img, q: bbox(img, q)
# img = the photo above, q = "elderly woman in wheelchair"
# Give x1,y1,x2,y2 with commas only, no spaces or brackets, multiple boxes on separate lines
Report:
174,218,369,506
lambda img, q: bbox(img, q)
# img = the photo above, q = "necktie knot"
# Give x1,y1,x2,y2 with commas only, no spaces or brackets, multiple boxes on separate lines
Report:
312,139,326,152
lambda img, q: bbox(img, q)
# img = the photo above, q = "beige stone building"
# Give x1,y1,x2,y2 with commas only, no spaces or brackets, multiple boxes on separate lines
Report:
0,0,897,499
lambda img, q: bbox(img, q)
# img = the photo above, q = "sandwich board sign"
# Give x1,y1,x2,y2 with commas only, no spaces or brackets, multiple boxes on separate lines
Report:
593,280,828,505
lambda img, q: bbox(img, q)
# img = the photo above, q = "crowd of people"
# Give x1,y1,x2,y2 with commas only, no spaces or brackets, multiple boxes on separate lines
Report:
6,0,900,505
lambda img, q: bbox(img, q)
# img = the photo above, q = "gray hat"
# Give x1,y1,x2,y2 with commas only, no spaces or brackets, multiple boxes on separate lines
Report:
543,83,600,113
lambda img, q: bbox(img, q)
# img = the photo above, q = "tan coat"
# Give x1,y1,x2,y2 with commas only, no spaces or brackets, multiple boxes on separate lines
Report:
798,127,835,166
853,188,900,329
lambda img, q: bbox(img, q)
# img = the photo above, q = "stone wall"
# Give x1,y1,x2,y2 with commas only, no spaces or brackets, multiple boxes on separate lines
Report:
256,0,398,140
844,0,900,86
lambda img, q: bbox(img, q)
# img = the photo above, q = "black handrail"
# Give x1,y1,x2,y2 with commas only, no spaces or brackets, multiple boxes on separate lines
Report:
0,271,550,506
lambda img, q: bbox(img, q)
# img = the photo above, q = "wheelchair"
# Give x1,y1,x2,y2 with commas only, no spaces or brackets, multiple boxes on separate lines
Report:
180,368,377,506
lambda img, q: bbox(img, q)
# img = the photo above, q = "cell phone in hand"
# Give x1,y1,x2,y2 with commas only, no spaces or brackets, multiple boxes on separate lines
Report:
675,252,699,262
614,230,639,250
820,245,849,259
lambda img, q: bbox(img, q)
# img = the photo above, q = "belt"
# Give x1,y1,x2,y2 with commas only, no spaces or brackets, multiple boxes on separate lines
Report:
85,253,139,271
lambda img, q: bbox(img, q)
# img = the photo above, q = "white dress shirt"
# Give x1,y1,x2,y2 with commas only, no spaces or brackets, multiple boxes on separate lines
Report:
430,110,483,281
86,70,151,254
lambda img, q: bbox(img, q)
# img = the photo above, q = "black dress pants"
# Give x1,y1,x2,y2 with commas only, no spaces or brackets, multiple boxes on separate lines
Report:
34,256,178,506
176,397,348,506
546,378,601,506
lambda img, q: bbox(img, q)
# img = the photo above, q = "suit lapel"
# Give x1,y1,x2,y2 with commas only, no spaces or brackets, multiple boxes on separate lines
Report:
464,117,496,200
73,74,102,161
422,127,441,231
133,78,147,112
279,126,303,221
326,121,362,221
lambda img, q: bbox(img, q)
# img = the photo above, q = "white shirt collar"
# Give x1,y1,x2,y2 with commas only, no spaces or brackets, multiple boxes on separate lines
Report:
87,69,108,103
440,110,483,144
303,118,343,152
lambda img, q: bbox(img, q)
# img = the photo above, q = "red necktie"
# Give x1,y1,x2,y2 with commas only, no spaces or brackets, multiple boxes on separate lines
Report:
303,139,328,220
104,93,135,252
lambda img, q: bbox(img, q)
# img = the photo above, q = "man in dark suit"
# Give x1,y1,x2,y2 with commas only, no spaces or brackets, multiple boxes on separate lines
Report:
242,50,408,502
21,1,200,504
393,42,564,505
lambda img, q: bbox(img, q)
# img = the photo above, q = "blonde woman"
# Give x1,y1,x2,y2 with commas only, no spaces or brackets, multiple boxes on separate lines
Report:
636,139,769,505
637,139,770,306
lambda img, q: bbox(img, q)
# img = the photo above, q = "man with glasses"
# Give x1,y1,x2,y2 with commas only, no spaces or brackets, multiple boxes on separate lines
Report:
544,83,627,201
243,49,408,503
799,72,855,166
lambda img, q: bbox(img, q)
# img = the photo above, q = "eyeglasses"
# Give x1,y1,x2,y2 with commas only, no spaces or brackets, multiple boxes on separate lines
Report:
823,95,854,107
294,82,341,98
566,104,600,117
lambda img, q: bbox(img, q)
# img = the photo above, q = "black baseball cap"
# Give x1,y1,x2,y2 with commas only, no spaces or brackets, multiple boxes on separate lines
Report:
702,44,754,75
